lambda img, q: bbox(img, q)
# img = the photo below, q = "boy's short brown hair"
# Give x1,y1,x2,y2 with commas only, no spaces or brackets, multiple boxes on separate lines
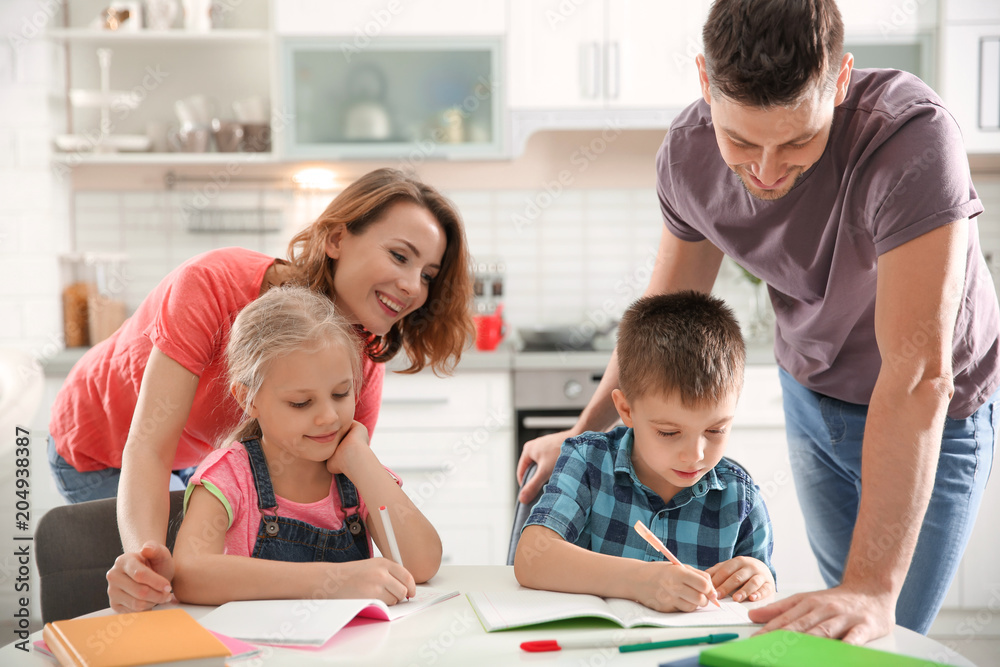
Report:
616,291,746,406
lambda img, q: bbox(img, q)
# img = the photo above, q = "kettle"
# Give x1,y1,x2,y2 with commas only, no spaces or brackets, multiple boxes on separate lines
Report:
344,101,391,141
342,64,392,141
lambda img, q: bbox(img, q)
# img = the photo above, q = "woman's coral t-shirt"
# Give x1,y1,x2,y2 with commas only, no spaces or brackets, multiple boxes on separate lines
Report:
49,247,384,472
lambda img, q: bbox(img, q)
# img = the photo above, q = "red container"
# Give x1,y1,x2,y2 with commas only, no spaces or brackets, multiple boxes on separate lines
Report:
473,306,505,351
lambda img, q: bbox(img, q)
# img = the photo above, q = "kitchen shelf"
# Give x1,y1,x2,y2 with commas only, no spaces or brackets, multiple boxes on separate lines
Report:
44,28,271,43
51,152,277,165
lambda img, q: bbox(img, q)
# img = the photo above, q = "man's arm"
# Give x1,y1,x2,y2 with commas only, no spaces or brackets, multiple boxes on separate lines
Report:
516,228,724,501
750,220,967,643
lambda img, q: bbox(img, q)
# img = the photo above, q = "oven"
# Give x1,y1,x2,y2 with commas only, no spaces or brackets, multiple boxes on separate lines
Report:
513,364,607,488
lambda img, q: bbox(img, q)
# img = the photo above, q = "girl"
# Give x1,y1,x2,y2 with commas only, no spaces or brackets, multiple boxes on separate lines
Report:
172,286,441,605
48,168,473,612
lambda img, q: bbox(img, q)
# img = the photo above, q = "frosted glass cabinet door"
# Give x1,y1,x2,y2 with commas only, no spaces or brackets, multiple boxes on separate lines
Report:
281,38,502,159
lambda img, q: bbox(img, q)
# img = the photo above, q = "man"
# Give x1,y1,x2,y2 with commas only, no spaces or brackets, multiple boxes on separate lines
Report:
517,0,999,644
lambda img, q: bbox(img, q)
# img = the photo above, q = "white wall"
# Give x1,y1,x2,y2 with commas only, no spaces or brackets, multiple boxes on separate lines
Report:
0,0,73,643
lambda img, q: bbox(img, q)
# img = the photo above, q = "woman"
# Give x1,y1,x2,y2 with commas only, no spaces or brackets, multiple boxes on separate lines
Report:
47,168,474,612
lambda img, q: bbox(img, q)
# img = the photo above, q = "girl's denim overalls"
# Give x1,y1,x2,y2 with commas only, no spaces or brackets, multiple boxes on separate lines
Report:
242,438,370,563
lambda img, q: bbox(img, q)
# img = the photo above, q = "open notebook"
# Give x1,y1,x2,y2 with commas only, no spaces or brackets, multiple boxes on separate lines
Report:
198,587,458,647
467,589,753,632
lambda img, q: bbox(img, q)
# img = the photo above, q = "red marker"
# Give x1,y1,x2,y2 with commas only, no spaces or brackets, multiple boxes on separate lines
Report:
521,636,652,652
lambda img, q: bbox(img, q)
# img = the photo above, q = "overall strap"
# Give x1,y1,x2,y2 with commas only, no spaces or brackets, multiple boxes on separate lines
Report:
335,473,365,537
241,438,280,536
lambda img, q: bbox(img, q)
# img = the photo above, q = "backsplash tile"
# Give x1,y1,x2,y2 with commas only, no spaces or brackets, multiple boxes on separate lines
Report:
66,173,1000,342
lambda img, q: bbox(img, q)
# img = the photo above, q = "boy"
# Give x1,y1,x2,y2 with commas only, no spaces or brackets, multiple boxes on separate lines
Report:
514,291,775,612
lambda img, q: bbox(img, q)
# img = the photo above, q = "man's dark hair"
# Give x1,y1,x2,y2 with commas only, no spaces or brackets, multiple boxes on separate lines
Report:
702,0,844,107
616,291,745,406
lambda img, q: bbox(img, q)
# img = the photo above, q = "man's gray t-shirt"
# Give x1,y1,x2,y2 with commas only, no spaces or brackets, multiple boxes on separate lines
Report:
657,68,999,418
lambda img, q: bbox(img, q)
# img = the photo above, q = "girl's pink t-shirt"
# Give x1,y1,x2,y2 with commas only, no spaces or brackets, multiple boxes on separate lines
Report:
184,442,402,557
49,247,385,471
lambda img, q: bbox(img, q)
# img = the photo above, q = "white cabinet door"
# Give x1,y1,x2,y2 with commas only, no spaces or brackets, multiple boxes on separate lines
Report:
507,0,606,109
939,24,1000,154
275,0,506,36
837,0,938,35
727,427,826,596
728,366,826,595
605,0,708,110
372,370,515,566
959,459,1000,607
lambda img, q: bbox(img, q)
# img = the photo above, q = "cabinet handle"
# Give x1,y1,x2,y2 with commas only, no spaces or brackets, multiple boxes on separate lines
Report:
608,41,620,99
381,397,449,406
522,416,580,429
591,41,602,99
580,42,602,99
396,465,451,474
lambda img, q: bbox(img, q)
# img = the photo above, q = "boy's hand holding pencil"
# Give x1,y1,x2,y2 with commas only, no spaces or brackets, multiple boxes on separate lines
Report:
633,520,722,610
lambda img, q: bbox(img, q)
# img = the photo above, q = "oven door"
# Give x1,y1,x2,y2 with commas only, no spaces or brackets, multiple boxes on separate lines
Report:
515,409,581,459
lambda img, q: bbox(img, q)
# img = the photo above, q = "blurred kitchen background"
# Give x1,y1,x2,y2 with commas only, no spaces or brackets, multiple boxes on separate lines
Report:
2,1,1000,662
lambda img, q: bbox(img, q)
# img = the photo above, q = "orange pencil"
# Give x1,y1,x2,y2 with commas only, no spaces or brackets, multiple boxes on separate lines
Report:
633,519,721,608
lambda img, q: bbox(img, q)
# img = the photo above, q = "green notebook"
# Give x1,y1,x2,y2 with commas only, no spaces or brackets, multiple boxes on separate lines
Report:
699,630,951,667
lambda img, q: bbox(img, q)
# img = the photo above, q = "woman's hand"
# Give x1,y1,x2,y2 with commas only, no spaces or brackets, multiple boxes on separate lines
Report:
106,541,175,613
707,556,776,603
516,430,571,503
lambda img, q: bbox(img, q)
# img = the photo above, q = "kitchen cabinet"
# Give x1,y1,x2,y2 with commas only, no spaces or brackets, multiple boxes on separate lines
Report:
371,370,514,566
939,0,1000,153
273,0,505,36
506,0,709,111
728,366,825,596
837,0,938,35
279,37,502,159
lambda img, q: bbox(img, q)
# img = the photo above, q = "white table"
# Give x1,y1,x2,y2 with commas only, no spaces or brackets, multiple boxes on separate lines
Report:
3,566,975,666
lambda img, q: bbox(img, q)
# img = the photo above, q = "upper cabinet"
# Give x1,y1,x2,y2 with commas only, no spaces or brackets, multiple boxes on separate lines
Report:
274,0,505,36
505,0,711,154
939,0,1000,154
279,38,502,159
507,0,709,111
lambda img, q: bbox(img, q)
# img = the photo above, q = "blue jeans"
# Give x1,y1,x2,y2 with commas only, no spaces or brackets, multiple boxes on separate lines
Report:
779,368,997,634
47,435,197,503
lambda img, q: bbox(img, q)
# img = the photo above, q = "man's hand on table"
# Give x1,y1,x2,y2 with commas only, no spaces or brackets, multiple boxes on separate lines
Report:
748,584,895,645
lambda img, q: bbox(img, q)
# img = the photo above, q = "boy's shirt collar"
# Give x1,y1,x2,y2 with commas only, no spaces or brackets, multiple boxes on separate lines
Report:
613,427,727,509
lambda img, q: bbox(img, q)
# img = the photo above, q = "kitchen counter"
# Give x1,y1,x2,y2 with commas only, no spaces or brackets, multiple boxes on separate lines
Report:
43,339,777,377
